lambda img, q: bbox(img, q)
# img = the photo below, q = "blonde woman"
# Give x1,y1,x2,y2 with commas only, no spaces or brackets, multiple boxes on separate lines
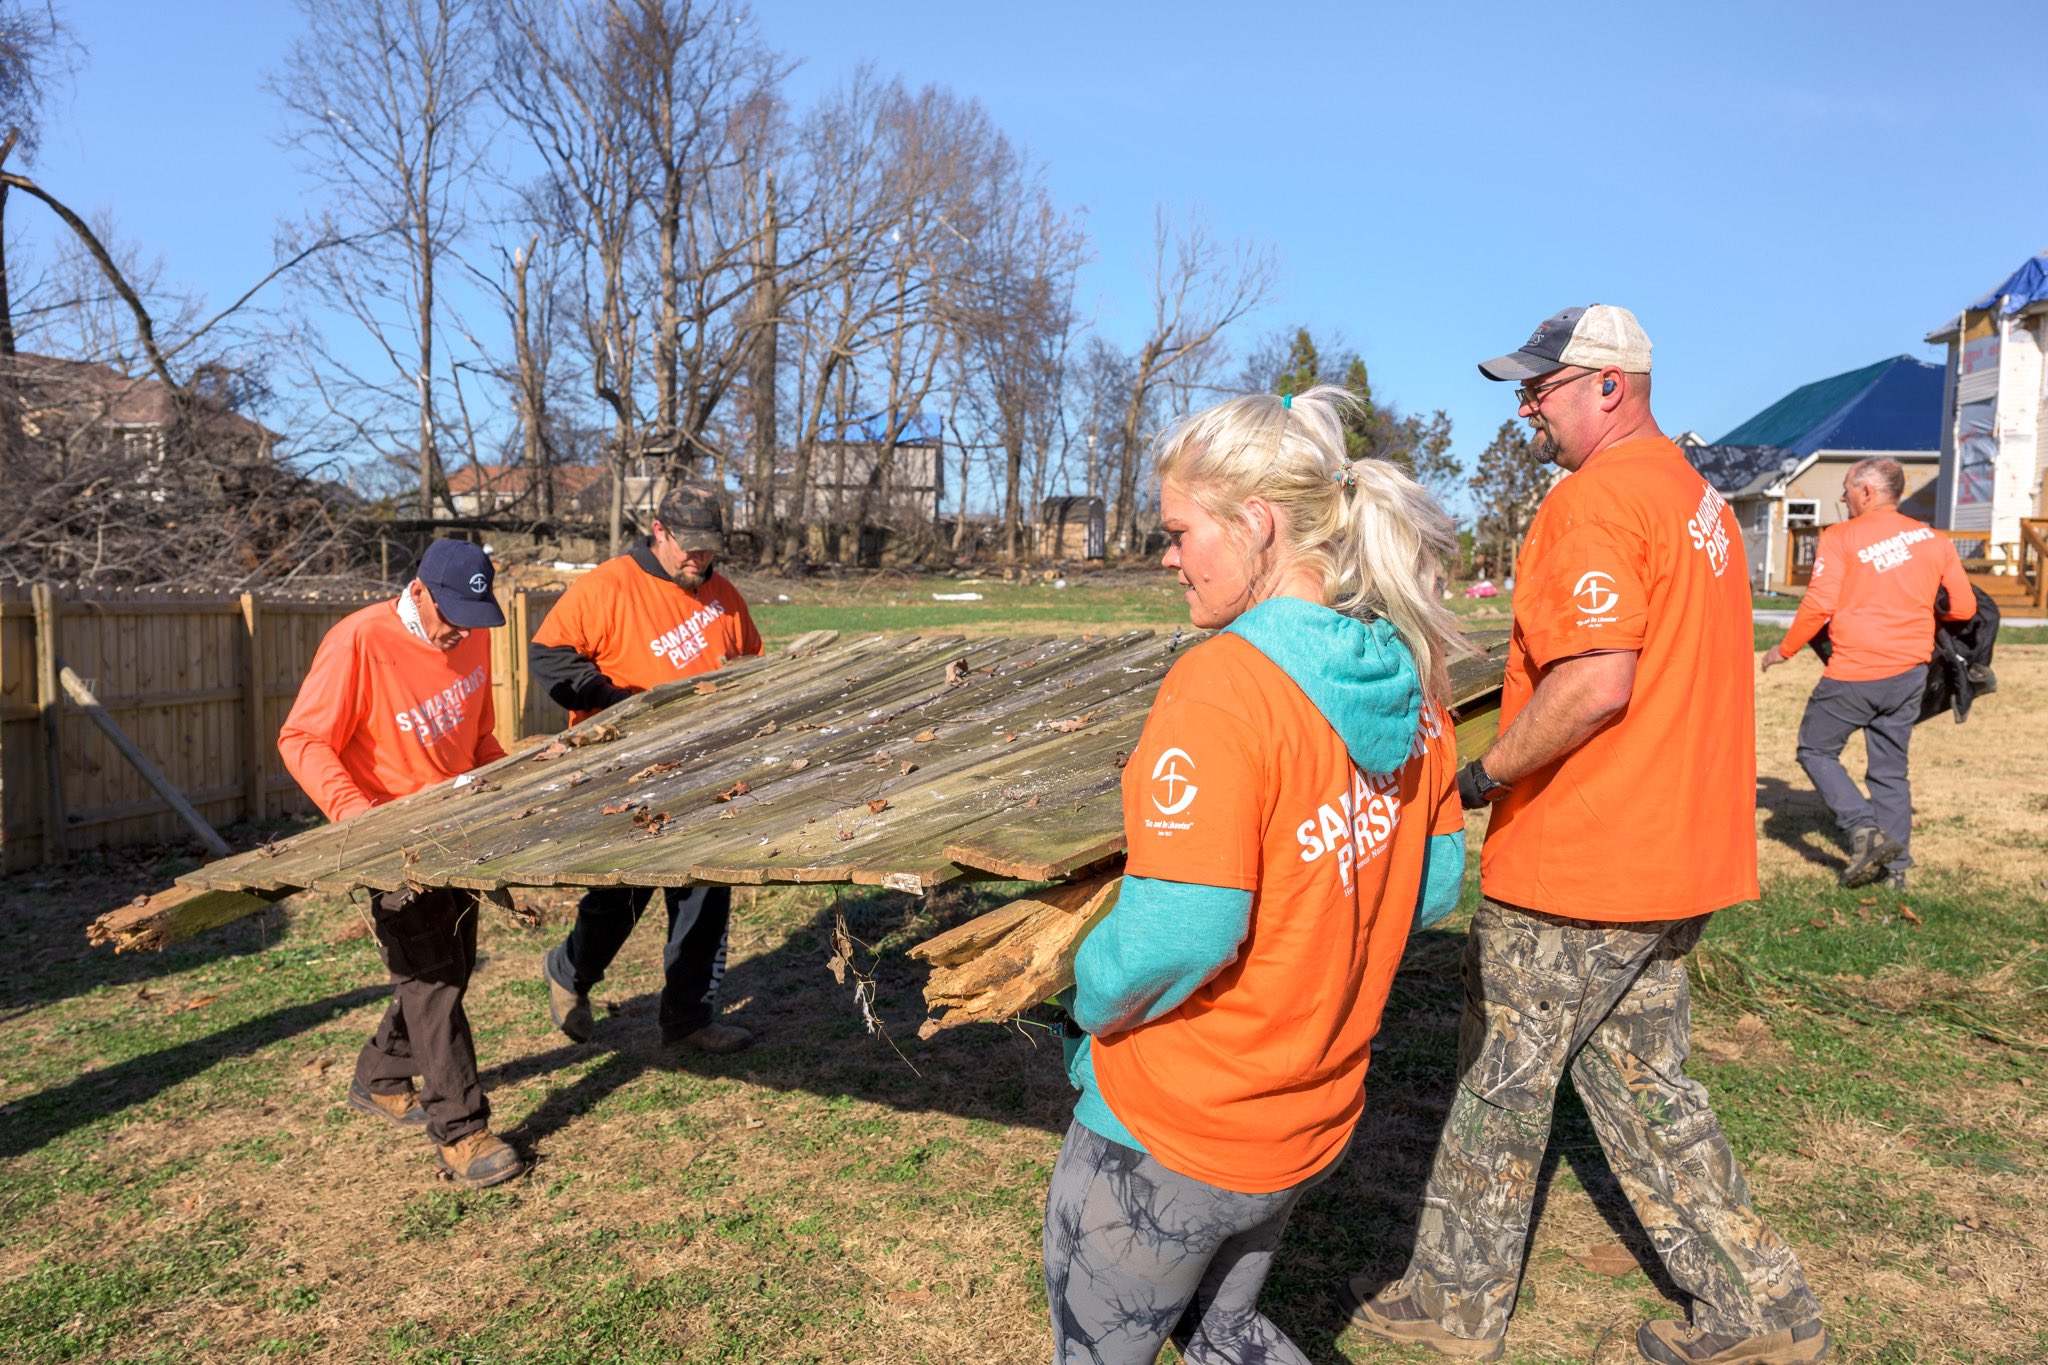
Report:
1043,385,1470,1364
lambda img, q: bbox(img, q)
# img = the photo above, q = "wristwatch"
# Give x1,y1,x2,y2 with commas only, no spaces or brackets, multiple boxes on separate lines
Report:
1457,757,1513,810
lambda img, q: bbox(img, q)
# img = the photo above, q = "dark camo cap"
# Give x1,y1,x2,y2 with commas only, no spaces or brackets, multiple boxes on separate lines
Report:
656,482,726,553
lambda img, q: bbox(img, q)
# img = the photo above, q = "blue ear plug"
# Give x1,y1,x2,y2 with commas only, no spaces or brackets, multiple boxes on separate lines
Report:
1602,379,1615,396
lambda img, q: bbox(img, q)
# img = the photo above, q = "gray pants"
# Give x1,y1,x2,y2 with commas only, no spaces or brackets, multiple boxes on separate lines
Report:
1795,664,1925,871
1043,1120,1335,1365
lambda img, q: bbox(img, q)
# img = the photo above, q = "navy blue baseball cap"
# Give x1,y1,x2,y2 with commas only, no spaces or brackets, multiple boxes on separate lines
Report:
416,540,506,629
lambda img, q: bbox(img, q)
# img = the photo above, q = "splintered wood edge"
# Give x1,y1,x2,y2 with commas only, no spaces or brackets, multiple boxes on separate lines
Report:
87,884,295,953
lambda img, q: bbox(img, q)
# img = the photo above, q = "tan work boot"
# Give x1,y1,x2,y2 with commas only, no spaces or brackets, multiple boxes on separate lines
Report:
1342,1278,1504,1361
1636,1318,1831,1364
346,1079,428,1131
665,1019,755,1054
435,1130,526,1188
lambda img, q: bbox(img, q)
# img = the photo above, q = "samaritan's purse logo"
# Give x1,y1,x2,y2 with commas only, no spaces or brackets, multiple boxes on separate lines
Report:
1150,747,1198,815
1572,570,1619,615
468,572,488,594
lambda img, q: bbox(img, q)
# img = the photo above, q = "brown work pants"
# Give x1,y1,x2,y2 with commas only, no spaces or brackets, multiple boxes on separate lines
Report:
352,885,490,1146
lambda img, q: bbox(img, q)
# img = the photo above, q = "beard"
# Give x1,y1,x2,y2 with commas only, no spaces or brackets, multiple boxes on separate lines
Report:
677,557,715,588
1532,425,1564,467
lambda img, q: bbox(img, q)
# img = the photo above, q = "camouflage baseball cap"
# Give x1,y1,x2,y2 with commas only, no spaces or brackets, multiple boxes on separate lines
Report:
656,482,726,553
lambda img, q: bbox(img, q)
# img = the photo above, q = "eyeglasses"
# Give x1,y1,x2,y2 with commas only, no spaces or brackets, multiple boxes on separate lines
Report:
1514,368,1601,410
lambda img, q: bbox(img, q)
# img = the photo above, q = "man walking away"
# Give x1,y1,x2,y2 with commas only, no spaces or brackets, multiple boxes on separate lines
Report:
1762,457,1974,889
279,540,525,1189
1343,306,1829,1365
529,483,760,1054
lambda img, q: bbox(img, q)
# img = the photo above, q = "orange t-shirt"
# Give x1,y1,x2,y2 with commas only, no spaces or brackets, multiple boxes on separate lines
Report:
278,600,507,823
1481,436,1758,920
1090,634,1462,1192
531,557,762,722
1778,509,1974,682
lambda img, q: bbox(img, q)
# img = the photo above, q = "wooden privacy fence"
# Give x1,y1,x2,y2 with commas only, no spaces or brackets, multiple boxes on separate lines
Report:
0,583,567,871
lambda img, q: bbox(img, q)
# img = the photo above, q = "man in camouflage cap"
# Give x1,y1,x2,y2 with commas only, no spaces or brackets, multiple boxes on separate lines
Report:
1343,309,1828,1365
529,481,761,1054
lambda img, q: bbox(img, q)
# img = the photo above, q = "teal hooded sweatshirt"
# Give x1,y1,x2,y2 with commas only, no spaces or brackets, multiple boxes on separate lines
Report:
1064,598,1466,1153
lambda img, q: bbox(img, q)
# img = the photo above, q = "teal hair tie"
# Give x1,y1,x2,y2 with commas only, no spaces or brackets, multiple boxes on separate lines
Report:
1281,393,1292,409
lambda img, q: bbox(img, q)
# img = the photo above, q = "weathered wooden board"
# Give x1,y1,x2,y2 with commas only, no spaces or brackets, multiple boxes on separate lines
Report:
110,628,1508,937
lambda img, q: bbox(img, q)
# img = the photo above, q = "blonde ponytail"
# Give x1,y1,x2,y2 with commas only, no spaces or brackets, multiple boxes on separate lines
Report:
1152,383,1473,702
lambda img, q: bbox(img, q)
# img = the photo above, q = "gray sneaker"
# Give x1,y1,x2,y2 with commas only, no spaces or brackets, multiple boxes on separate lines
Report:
1883,867,1908,891
542,944,593,1043
1839,826,1905,888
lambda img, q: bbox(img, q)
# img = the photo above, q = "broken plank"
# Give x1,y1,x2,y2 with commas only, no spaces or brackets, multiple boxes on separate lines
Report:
910,871,1123,1036
88,884,295,953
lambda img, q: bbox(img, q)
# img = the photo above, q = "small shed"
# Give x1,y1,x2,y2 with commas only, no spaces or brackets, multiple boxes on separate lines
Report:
1038,496,1105,560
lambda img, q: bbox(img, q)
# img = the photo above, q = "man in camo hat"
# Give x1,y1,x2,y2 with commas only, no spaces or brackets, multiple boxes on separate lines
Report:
530,482,761,1054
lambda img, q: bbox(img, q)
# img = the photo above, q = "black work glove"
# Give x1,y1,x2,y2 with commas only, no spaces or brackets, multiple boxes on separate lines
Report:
1457,758,1509,810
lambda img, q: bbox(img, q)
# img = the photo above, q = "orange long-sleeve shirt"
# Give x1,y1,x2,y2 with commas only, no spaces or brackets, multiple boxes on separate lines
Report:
279,600,507,823
1779,509,1975,682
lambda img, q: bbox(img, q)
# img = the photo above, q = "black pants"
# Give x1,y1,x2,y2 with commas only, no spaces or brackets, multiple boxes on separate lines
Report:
557,885,731,1039
1795,664,1926,872
353,886,490,1145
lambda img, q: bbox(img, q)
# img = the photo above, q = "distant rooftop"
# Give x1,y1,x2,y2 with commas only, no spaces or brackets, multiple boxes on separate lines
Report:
1716,355,1942,457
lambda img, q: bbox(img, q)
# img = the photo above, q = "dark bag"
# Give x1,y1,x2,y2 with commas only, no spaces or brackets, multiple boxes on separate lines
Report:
1804,584,2000,724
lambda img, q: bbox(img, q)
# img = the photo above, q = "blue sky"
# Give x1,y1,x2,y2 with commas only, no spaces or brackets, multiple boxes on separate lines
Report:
16,0,2048,503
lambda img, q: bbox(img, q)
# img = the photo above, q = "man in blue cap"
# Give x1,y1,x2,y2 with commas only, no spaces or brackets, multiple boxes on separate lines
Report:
281,539,525,1188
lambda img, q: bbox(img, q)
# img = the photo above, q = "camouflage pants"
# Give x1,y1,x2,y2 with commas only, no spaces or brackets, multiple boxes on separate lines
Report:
1402,899,1818,1343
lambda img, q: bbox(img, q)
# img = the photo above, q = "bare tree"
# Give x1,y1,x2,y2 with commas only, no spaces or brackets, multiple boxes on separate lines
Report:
1105,209,1274,555
954,141,1086,561
273,0,489,521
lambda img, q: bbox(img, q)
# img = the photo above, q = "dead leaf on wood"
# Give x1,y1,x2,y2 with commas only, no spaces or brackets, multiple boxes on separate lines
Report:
563,770,591,788
715,780,753,803
633,809,671,835
867,798,890,814
694,681,719,695
756,720,779,736
570,723,621,746
837,828,855,841
532,740,572,761
402,846,421,866
1025,794,1041,808
463,778,500,794
1049,711,1096,733
718,809,736,820
945,657,969,687
898,761,917,775
913,729,937,743
1114,751,1130,769
602,801,645,816
630,761,681,781
827,914,855,984
515,806,541,819
1002,730,1017,743
1568,1242,1642,1277
788,757,811,772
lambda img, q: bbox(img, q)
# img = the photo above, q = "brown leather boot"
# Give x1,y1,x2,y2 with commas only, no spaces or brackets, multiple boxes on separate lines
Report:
1636,1318,1832,1364
346,1079,428,1130
435,1130,526,1188
1342,1279,1504,1361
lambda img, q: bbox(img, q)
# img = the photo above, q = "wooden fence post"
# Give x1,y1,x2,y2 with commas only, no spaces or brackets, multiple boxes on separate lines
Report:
30,581,66,865
513,589,532,742
241,593,265,823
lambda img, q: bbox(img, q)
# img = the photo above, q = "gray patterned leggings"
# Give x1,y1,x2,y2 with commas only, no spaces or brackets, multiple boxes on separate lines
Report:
1043,1121,1337,1364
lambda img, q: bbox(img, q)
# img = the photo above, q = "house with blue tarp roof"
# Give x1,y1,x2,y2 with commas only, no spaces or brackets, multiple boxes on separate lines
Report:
1684,356,1944,592
1925,252,2047,608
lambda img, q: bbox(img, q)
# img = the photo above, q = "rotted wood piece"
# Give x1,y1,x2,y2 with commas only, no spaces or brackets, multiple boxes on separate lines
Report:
910,869,1123,1038
87,884,295,953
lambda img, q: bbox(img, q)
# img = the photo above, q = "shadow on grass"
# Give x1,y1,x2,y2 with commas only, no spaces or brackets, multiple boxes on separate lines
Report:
0,985,387,1160
1756,775,1843,874
0,819,323,1019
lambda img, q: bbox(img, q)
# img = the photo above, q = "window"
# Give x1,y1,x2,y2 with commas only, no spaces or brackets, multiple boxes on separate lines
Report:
1785,499,1819,528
